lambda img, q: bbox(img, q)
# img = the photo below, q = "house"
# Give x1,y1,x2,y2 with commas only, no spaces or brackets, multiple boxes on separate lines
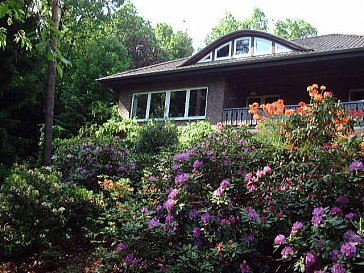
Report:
97,30,364,126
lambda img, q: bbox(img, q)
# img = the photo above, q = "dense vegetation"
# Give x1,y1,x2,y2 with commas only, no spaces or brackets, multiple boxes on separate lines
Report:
1,85,363,272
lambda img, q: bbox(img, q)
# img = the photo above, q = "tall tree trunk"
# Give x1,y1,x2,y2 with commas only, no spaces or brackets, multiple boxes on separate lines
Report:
43,0,60,166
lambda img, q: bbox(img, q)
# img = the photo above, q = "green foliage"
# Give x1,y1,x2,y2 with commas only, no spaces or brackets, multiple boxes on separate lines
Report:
134,121,179,155
155,22,194,59
0,165,103,257
205,12,243,44
274,18,317,39
178,121,214,149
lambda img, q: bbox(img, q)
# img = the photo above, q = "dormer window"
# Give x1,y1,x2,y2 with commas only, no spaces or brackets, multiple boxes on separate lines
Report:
255,38,272,56
215,42,232,60
275,43,291,53
234,37,251,57
198,52,212,63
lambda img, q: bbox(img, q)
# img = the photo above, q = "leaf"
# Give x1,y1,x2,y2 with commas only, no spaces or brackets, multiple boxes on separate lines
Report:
56,63,63,78
0,3,9,18
47,49,54,61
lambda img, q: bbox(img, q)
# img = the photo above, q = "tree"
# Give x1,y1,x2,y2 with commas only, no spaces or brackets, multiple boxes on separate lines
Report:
43,0,60,166
205,12,242,44
274,19,317,39
242,7,268,32
155,22,193,60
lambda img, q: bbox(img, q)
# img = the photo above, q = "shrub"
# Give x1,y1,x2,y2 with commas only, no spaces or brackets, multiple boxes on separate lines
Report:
134,120,178,154
87,85,364,272
0,165,104,257
178,121,214,149
52,137,137,190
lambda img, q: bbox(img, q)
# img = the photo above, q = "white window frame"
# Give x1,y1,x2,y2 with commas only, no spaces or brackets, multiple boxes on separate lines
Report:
198,52,212,63
214,42,232,61
275,43,291,54
254,38,273,56
233,37,251,57
348,88,364,102
246,94,280,107
130,87,208,121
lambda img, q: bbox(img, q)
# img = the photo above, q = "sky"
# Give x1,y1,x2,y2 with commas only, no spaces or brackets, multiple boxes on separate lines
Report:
131,0,364,50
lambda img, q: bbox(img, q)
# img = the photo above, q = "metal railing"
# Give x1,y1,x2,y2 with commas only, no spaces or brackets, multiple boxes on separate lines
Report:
222,101,364,127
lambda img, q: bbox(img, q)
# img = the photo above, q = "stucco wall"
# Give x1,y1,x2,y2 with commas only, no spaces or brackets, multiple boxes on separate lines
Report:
116,78,226,125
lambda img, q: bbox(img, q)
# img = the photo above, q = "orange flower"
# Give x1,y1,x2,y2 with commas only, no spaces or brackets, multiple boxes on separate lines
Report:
216,122,223,131
248,102,259,114
253,114,261,120
285,109,295,116
360,142,364,150
320,85,326,91
255,124,262,130
314,94,323,101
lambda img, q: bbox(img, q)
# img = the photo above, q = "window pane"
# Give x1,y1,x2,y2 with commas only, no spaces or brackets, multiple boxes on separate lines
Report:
255,38,272,55
216,43,230,59
199,53,212,63
132,94,148,119
235,38,250,55
150,92,165,119
275,44,291,53
169,91,186,117
189,88,207,117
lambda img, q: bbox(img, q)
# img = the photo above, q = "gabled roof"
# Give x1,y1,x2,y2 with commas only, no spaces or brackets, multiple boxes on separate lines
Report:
97,31,364,84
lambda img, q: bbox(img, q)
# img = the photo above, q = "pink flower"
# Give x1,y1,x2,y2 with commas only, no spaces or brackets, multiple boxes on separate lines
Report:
213,187,224,197
220,179,230,188
274,234,286,245
305,252,316,268
263,166,272,174
291,221,303,236
164,199,176,212
168,188,179,200
331,263,345,273
281,246,294,259
340,242,356,258
193,160,203,169
148,217,160,229
256,169,265,178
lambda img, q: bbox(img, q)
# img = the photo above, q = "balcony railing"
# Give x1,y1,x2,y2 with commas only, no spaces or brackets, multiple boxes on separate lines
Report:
222,101,364,127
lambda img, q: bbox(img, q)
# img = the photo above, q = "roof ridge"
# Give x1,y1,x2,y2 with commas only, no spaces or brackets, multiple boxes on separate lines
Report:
293,33,364,41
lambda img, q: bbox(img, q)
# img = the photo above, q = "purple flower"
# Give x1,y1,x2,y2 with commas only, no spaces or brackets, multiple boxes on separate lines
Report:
274,234,286,245
247,207,258,221
173,153,190,161
336,195,349,204
291,221,303,236
340,242,356,258
281,246,294,259
345,212,356,219
220,139,227,146
188,208,198,219
168,188,179,200
148,217,160,229
245,233,254,243
125,254,139,266
305,252,316,268
220,179,231,188
175,173,189,184
331,263,345,273
349,160,364,171
165,215,175,223
149,176,157,182
238,139,247,145
331,249,339,262
312,207,325,227
213,187,224,197
193,227,201,238
193,160,203,169
343,229,364,243
201,212,211,224
116,242,128,251
240,261,249,273
164,199,176,212
329,207,342,215
141,207,149,214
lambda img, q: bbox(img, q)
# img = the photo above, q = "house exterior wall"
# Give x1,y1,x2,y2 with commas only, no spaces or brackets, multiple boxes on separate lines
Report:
116,78,226,125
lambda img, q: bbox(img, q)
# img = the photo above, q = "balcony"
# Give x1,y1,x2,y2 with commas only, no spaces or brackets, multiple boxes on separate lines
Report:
222,101,364,127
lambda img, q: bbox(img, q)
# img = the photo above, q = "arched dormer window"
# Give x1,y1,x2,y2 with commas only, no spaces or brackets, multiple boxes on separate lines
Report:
182,30,308,66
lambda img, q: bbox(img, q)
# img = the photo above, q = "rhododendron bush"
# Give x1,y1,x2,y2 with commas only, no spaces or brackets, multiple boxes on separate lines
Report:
89,85,364,273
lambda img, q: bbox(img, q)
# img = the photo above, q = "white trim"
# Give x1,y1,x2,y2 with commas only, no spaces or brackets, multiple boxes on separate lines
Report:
254,37,273,56
233,37,251,57
214,42,232,61
130,87,208,122
349,88,364,101
198,52,212,63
